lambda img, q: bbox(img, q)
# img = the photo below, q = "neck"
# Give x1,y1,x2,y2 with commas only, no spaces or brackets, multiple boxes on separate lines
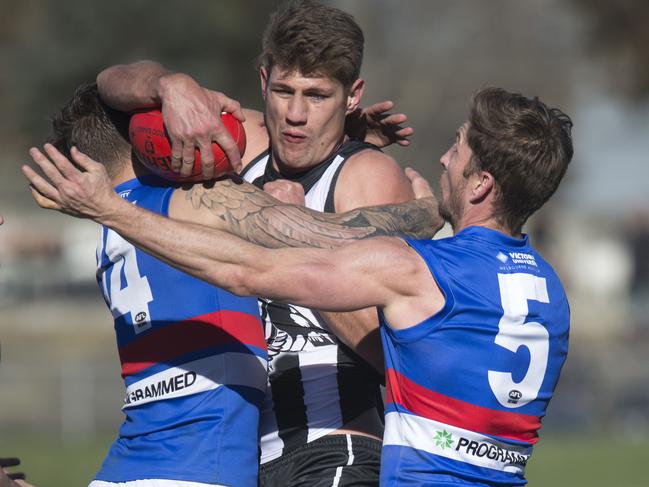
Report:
453,212,517,238
112,170,135,187
111,155,144,187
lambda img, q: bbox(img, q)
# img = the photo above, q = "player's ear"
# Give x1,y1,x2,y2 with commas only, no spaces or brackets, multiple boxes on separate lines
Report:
469,170,495,203
346,78,364,114
260,66,270,100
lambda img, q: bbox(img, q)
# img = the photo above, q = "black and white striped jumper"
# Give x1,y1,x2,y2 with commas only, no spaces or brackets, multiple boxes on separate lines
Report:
240,140,384,464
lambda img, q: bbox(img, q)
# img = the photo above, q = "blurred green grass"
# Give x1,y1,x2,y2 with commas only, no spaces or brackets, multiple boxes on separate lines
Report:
3,433,648,486
2,433,112,486
526,434,649,486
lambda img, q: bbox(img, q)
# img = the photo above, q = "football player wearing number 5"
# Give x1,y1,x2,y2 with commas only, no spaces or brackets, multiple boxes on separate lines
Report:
25,87,572,486
34,83,440,487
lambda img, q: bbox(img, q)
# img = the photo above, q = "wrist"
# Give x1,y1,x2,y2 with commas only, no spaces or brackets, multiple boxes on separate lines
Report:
157,72,192,104
97,194,137,228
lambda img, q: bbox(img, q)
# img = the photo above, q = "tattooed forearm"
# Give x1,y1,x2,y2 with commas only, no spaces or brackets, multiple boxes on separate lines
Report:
186,178,443,249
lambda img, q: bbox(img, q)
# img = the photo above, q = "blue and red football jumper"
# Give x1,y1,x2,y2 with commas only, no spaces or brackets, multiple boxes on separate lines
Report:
94,177,267,486
380,227,569,486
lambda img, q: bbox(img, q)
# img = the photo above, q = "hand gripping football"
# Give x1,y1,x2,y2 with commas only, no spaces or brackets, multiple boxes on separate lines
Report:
129,109,246,182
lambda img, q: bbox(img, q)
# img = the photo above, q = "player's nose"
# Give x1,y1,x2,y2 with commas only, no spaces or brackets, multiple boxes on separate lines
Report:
286,96,307,125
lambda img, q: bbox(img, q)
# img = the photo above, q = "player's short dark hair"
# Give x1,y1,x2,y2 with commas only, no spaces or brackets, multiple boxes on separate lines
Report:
49,82,131,178
466,87,574,233
258,0,364,88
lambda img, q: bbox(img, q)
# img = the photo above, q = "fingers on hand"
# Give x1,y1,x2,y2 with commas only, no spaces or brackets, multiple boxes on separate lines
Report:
180,142,196,178
44,143,80,177
197,140,215,180
212,126,241,175
382,113,408,126
21,164,60,203
396,127,414,136
28,147,65,186
367,100,394,115
395,126,414,145
70,146,100,172
170,138,183,172
29,186,60,210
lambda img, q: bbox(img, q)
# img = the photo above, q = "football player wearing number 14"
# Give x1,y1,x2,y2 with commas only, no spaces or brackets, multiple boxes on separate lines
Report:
26,87,573,486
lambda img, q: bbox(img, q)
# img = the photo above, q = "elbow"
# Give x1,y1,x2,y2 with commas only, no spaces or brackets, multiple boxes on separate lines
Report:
96,67,113,93
96,64,127,104
204,264,258,298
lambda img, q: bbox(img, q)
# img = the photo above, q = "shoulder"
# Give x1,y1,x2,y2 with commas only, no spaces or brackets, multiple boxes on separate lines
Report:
240,109,269,170
167,184,221,227
334,148,415,211
167,186,196,221
353,237,444,328
337,237,428,292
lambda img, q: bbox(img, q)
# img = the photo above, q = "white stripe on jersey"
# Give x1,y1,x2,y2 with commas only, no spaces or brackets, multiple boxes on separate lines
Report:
245,149,367,463
300,343,342,443
123,353,267,409
383,411,532,474
304,154,345,209
259,384,284,464
242,156,267,182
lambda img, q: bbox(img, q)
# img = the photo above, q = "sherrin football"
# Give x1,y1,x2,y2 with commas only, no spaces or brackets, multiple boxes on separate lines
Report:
129,109,246,182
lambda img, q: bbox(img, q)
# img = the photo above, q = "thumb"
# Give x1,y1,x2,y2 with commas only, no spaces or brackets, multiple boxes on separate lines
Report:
405,167,433,199
220,95,245,123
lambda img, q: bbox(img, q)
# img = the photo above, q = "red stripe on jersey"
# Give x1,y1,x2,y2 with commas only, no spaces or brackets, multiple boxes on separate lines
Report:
385,368,540,444
120,310,264,377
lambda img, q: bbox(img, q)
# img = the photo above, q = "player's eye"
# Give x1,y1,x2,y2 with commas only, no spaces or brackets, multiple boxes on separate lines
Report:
306,92,329,101
272,88,292,96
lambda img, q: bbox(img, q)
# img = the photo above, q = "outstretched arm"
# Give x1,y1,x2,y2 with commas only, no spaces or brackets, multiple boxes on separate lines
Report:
23,146,420,312
24,146,442,328
179,166,436,373
174,176,441,249
24,145,442,252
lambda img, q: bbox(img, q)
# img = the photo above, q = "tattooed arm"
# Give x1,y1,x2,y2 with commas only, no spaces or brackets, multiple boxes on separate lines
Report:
26,147,441,377
169,177,442,250
168,176,439,375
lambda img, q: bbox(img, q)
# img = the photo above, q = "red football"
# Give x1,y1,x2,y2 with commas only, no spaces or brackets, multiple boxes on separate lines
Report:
129,109,246,182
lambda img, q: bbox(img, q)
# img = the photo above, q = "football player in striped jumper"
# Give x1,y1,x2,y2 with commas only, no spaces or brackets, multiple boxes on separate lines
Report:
27,86,573,486
92,2,417,485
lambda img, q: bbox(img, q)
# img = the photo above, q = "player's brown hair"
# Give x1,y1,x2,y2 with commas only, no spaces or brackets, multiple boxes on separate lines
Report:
258,0,364,88
49,83,131,178
466,87,574,233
